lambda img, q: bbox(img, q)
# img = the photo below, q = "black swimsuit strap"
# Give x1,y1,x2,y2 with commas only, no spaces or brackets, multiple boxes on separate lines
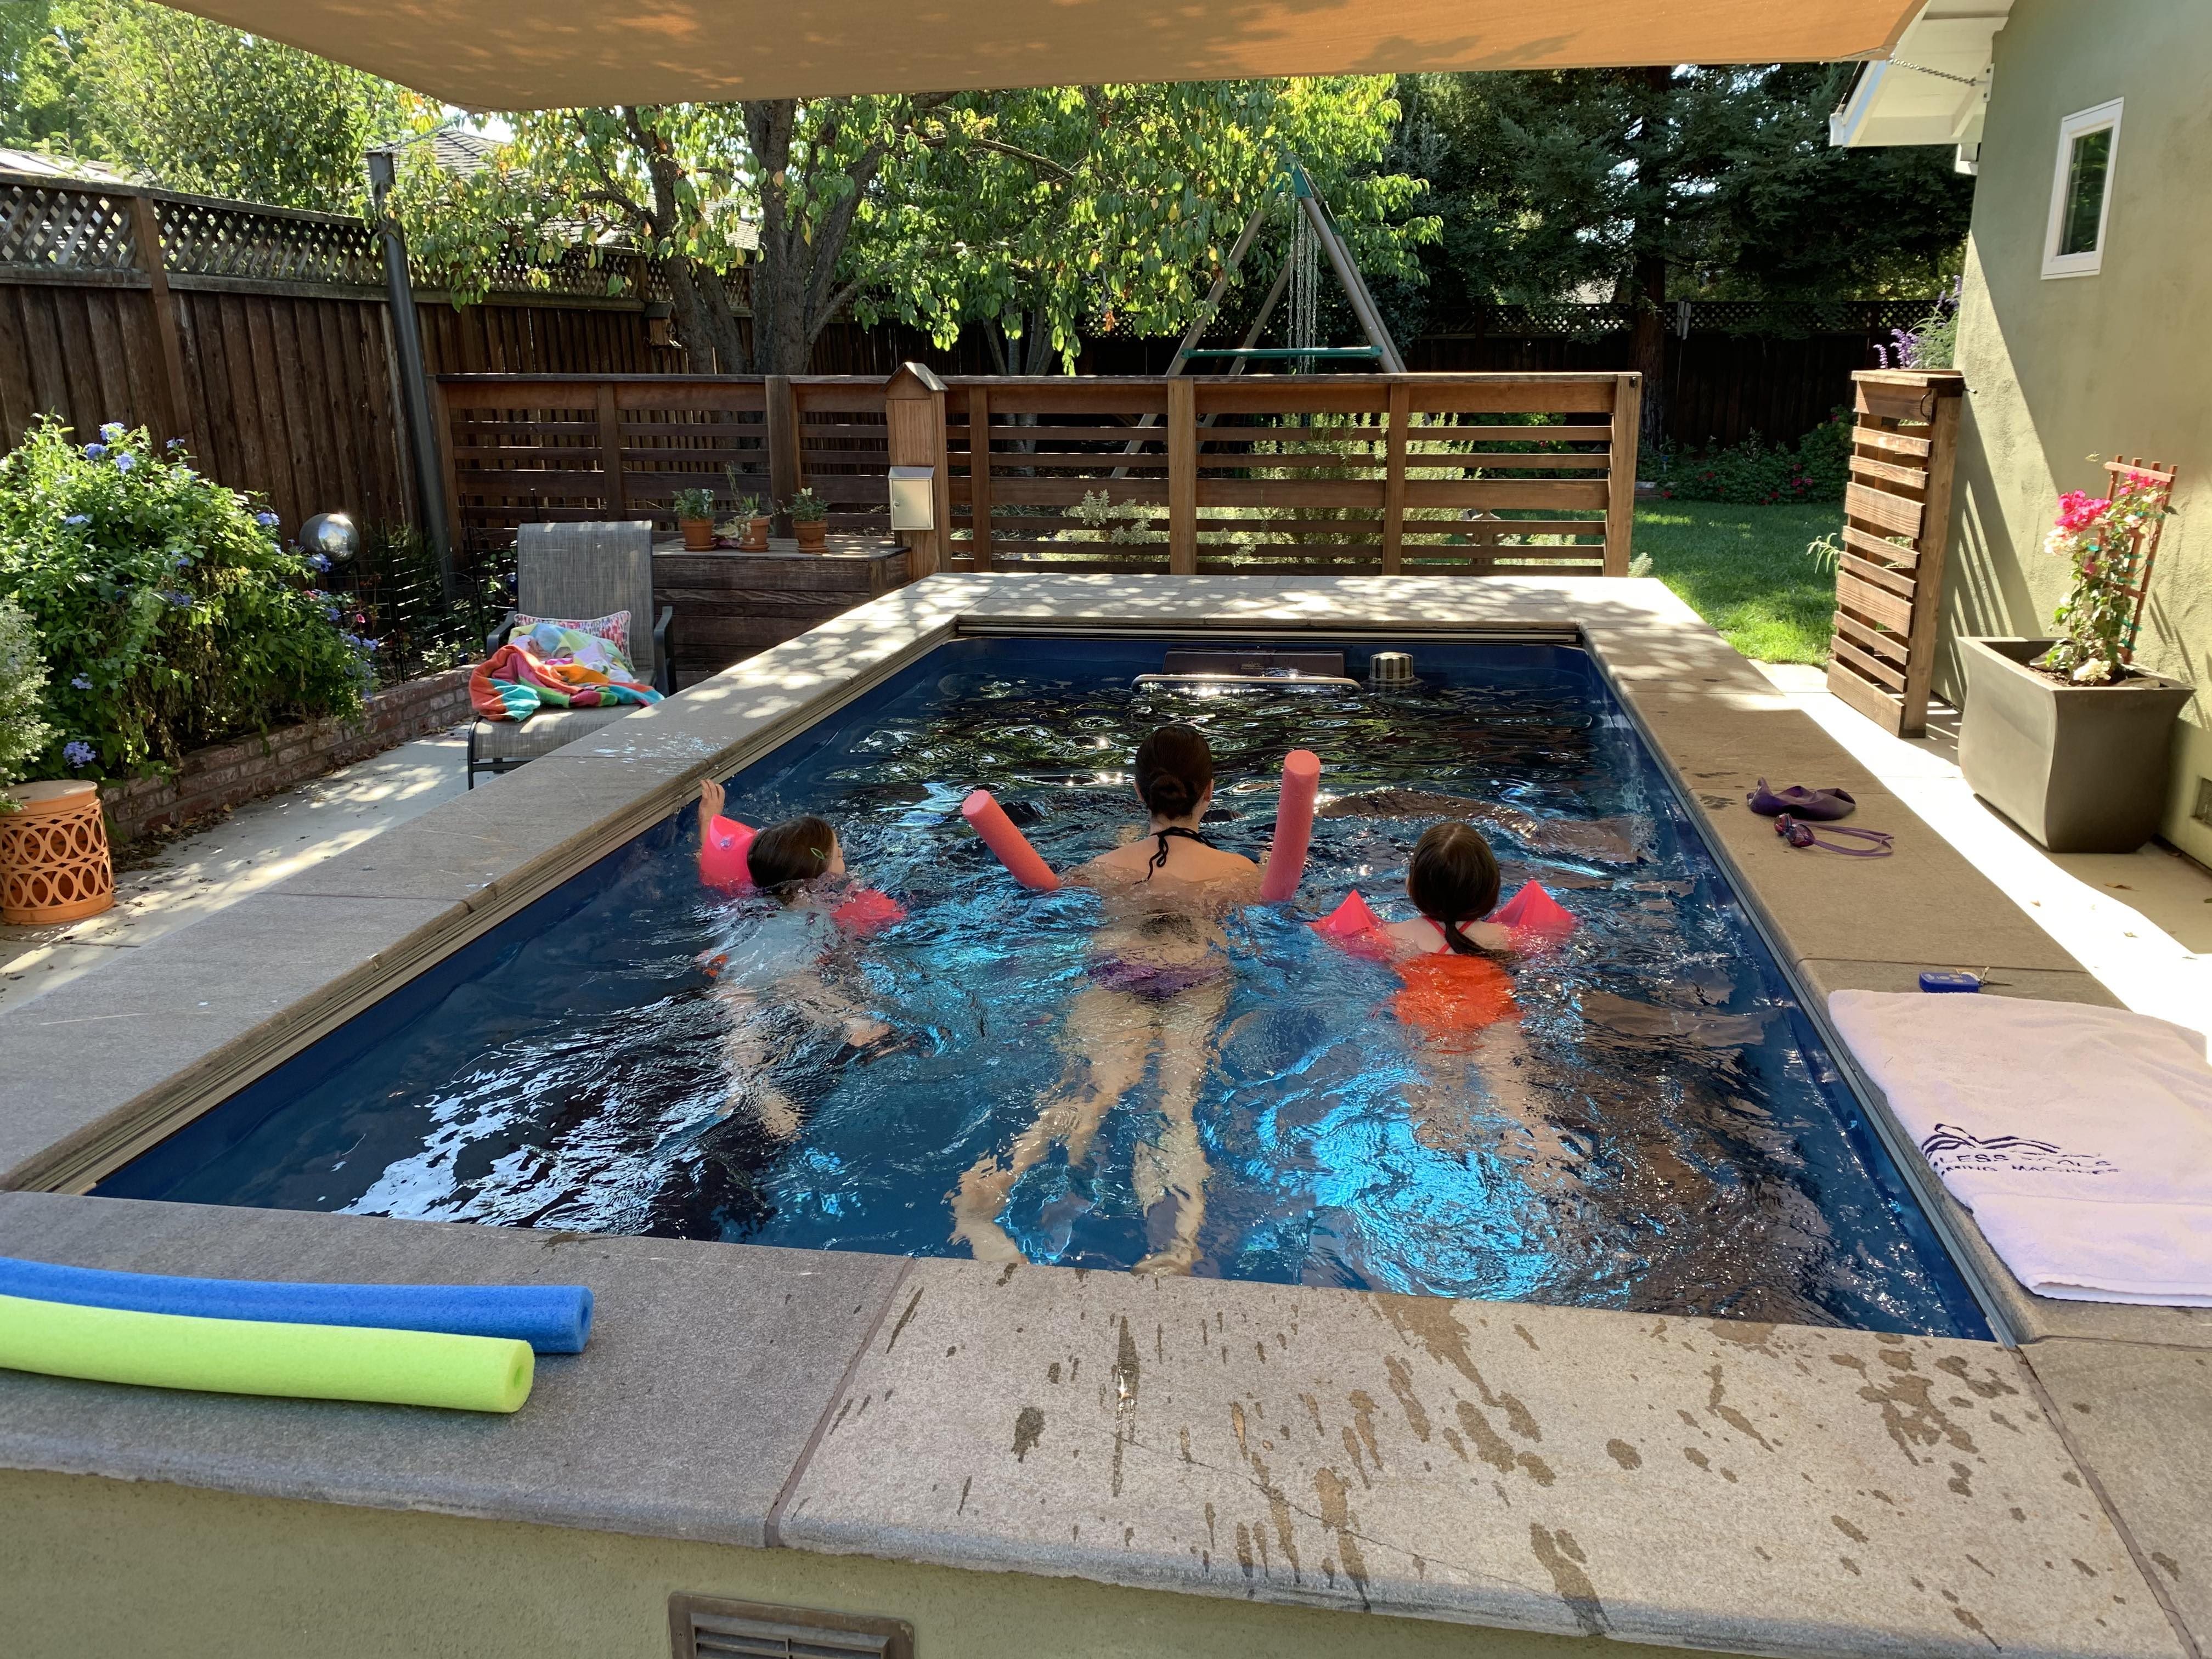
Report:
1145,824,1212,878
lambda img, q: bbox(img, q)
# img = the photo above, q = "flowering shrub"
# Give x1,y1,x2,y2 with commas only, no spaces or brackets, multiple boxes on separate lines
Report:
0,419,369,779
0,596,52,808
1647,410,1853,505
2040,470,2176,684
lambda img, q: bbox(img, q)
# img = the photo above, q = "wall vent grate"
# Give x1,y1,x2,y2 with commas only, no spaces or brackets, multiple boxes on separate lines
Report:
670,1595,914,1659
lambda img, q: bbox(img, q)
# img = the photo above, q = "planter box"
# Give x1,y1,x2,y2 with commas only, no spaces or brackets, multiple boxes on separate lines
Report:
1956,637,2194,853
98,667,473,844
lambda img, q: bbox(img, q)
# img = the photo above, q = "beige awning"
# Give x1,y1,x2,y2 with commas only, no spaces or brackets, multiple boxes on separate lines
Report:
163,0,1923,111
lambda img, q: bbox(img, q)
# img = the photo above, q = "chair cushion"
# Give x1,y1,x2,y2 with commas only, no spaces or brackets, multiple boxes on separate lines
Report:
471,703,641,763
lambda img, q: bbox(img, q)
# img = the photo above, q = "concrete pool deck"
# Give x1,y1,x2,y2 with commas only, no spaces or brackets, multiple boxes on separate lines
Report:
0,574,2205,1659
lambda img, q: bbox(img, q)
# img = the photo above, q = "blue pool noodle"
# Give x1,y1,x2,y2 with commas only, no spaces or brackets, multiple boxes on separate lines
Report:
0,1257,592,1354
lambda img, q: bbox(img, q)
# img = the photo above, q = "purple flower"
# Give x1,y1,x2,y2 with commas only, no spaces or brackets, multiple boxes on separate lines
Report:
166,438,186,453
69,675,92,691
255,512,280,528
62,513,89,527
360,637,382,652
323,605,341,621
63,740,95,770
82,443,107,460
163,589,193,608
99,422,124,441
114,453,136,473
307,552,331,572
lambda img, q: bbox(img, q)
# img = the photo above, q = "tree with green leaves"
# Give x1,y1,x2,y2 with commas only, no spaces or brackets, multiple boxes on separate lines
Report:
1386,65,1974,435
851,78,1433,374
398,79,1433,376
0,0,420,212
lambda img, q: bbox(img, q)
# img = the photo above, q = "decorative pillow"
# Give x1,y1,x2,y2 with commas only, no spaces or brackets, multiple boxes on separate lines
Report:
511,610,630,655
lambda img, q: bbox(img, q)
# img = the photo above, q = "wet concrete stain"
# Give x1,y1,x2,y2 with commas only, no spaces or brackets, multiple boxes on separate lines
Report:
1953,1605,2001,1651
1455,1400,1553,1485
1948,1461,1974,1497
1832,1515,1869,1544
1348,1390,1383,1473
1606,1439,1642,1470
1314,1466,1372,1610
1109,1317,1141,1498
1530,1524,1608,1637
1856,1368,1980,1464
1935,1354,2018,1400
1383,1353,1432,1442
1013,1404,1045,1462
883,1286,925,1352
1705,1364,1775,1451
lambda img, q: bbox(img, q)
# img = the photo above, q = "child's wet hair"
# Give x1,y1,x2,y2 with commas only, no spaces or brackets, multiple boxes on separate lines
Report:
1407,821,1502,955
1134,724,1213,821
748,814,837,894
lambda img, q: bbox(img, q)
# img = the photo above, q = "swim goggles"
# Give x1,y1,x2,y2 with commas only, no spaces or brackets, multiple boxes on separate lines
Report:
1773,814,1894,857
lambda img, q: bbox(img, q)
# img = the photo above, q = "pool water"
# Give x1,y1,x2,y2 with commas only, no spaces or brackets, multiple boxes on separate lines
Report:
98,638,1989,1339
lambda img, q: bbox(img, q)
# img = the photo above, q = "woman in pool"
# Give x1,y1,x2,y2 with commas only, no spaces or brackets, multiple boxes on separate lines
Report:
952,724,1255,1275
695,780,893,1142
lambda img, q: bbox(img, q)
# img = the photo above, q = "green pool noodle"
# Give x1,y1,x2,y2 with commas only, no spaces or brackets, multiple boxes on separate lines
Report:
0,1293,534,1413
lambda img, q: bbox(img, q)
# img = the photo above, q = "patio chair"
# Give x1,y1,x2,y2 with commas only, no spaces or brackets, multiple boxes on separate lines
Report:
466,521,674,787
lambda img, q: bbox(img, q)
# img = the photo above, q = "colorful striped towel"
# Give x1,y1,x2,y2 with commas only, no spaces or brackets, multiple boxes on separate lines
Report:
470,624,662,723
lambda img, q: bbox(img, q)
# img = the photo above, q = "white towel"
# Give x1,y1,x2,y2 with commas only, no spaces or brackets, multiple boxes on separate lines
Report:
1827,990,2212,1307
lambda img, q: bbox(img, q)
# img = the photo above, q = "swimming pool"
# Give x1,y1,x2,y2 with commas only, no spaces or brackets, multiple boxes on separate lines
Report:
95,636,1988,1339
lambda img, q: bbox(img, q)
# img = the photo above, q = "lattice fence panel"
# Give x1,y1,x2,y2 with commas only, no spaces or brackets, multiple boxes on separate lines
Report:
0,179,140,273
157,197,382,284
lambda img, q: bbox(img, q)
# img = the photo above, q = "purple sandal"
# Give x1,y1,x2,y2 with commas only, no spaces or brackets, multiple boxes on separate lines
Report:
1748,779,1857,821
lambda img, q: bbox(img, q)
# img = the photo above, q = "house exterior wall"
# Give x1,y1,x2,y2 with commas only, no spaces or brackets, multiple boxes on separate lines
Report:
1944,0,2212,862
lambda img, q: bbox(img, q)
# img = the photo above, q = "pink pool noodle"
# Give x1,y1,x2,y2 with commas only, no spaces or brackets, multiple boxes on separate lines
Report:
1259,749,1321,903
699,815,756,894
962,790,1059,891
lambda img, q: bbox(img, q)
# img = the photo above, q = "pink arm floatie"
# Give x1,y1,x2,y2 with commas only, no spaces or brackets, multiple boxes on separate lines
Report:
699,814,757,894
699,812,905,931
962,789,1060,891
1489,880,1576,941
1259,749,1321,903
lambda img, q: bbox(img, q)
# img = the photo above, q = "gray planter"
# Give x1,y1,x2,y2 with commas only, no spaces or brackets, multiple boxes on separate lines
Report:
1957,637,2194,853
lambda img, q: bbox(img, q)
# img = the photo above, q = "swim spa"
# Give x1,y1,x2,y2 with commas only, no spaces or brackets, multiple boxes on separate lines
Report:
91,633,1986,1339
4,576,2179,1659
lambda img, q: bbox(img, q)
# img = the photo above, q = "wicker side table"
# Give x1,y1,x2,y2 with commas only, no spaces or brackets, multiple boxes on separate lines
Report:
0,779,116,924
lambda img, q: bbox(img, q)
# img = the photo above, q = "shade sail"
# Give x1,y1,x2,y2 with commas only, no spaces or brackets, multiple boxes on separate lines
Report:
164,0,1923,110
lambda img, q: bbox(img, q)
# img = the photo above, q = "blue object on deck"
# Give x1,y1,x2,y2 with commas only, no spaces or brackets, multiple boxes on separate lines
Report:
1918,971,1984,994
0,1256,593,1353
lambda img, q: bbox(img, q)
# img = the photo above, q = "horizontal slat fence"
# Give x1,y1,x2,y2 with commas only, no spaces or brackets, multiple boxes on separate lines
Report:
1824,369,1963,737
440,370,1640,578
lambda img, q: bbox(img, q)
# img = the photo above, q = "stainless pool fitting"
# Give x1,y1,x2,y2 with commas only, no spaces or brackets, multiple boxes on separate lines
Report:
1369,651,1415,685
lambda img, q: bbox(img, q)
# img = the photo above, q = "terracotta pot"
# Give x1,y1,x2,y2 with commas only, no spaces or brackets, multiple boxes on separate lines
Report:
793,519,828,552
1957,636,2194,853
679,517,715,551
740,517,771,552
0,779,116,924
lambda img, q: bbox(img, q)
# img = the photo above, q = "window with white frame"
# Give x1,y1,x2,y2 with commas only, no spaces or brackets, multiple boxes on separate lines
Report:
2043,99,2122,278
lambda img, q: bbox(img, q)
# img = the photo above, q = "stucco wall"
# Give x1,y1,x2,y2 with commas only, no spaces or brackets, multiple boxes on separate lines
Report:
0,1468,1598,1659
1943,0,2212,862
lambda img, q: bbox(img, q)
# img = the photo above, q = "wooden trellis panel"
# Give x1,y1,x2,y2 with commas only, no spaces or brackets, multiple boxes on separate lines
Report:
1826,369,1964,737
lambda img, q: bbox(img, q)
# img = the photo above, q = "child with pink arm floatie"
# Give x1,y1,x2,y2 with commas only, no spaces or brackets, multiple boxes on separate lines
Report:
693,779,904,1140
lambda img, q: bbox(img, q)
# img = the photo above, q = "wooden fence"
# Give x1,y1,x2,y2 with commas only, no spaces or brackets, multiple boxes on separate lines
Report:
1825,368,1964,736
438,368,1641,577
0,167,681,532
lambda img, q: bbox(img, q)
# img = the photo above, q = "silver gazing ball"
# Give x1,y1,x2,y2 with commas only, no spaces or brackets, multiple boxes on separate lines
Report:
299,512,360,565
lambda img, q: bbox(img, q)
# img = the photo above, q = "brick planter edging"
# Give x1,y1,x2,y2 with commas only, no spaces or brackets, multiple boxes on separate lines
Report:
99,667,475,844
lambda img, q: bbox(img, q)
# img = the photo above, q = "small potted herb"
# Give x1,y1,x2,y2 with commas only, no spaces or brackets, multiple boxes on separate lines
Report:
786,487,830,552
1958,466,2194,851
728,494,770,551
672,486,716,551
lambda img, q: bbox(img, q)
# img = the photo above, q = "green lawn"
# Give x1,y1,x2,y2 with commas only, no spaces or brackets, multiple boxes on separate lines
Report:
1632,501,1839,665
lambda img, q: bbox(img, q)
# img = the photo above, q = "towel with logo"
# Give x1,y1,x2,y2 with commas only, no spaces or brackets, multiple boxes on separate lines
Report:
1827,990,2212,1306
